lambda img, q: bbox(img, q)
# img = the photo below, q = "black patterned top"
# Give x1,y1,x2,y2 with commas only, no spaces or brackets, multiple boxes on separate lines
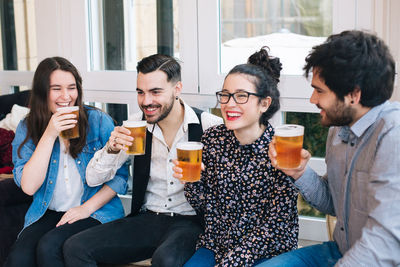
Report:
185,123,299,267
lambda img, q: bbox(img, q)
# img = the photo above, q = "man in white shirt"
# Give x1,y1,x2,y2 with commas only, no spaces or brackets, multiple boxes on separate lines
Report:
63,54,222,267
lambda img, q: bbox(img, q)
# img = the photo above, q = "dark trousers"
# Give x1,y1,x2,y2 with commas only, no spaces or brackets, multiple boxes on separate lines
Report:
0,178,32,266
63,212,203,267
4,209,100,267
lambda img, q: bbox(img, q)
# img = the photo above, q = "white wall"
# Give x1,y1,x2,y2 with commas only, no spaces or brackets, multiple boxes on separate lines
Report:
373,0,400,101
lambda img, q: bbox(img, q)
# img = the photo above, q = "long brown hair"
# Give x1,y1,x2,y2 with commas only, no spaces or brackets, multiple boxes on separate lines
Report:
18,57,88,158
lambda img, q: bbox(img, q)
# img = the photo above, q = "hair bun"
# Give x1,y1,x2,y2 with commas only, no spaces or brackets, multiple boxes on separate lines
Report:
247,47,282,82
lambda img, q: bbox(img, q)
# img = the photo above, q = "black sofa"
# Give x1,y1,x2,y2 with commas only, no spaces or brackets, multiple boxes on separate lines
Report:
0,90,32,266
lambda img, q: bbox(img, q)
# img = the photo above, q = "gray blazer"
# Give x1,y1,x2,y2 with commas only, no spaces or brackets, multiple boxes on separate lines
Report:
296,101,400,266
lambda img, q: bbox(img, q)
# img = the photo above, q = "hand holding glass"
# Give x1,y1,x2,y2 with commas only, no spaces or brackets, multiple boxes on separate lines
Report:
176,142,203,182
123,120,147,155
57,106,79,139
274,124,304,169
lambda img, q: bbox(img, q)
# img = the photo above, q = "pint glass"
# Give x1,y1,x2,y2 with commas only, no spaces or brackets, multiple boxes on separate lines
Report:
275,124,304,169
176,142,203,182
123,120,147,155
57,106,80,139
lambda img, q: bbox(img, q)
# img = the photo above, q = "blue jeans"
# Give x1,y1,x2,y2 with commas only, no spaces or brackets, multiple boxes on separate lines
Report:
184,247,268,267
254,241,342,267
4,210,100,267
184,248,216,267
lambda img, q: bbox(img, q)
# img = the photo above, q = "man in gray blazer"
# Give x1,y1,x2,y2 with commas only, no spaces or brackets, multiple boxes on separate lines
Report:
261,30,400,266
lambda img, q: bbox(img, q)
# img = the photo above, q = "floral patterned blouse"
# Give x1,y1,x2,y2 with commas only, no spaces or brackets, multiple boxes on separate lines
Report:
185,123,299,267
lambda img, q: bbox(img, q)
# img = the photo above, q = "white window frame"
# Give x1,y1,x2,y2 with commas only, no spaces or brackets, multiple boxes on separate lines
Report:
0,0,203,110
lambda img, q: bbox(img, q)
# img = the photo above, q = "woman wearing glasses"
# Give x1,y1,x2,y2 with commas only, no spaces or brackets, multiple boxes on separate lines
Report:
173,48,298,267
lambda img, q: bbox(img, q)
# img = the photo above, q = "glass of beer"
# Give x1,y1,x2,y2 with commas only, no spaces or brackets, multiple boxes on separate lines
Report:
123,120,147,155
176,142,203,182
274,124,304,169
57,106,79,139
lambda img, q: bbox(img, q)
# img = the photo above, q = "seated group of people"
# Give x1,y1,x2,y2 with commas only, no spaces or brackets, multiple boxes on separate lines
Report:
4,30,400,267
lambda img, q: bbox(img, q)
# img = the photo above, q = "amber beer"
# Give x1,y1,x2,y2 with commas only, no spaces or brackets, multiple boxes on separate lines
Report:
275,124,304,169
57,106,80,139
123,120,147,155
176,142,203,182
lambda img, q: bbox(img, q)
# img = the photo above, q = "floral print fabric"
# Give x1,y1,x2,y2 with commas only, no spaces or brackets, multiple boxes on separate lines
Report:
185,123,299,266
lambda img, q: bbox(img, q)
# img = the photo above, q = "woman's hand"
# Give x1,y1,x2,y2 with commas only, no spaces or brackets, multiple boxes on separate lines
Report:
107,126,133,153
55,185,116,227
45,109,77,139
268,137,311,180
56,205,92,227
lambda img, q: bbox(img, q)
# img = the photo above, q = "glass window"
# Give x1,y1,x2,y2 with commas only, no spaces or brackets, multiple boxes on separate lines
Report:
298,195,325,218
85,102,128,126
88,0,180,71
220,0,332,75
0,0,37,71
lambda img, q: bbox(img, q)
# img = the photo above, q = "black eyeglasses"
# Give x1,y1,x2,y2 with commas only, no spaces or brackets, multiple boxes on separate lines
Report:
215,91,261,104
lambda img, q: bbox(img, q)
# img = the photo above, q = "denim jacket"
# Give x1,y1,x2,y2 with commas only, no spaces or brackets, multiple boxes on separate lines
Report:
12,107,128,230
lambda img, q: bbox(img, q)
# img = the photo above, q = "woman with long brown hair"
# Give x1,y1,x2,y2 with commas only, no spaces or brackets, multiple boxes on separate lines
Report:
5,57,128,267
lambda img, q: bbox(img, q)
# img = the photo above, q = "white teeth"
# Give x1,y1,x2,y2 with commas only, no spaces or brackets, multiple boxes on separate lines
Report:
227,112,241,117
146,108,156,111
57,103,69,106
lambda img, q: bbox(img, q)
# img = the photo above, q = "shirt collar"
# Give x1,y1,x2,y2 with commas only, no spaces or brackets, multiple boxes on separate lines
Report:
350,101,388,138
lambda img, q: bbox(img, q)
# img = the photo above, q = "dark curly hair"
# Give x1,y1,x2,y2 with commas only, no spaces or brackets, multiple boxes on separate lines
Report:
304,30,395,107
226,47,282,125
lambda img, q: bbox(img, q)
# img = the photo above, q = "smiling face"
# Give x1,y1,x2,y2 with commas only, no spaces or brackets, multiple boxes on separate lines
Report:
48,70,78,113
136,70,181,124
310,69,355,127
221,73,269,134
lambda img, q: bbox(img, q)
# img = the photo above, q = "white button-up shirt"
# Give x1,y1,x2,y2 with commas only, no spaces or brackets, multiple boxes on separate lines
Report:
86,102,222,215
48,137,84,211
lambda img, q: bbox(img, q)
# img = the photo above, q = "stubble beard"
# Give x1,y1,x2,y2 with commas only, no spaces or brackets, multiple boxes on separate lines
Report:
141,95,175,124
320,100,354,127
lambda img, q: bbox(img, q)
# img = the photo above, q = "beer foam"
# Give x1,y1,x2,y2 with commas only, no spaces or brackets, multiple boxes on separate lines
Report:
56,106,79,112
275,124,304,137
176,142,203,150
123,120,147,128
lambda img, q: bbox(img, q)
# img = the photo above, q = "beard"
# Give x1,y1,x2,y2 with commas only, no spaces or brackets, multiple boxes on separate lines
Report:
319,100,354,127
140,94,175,124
